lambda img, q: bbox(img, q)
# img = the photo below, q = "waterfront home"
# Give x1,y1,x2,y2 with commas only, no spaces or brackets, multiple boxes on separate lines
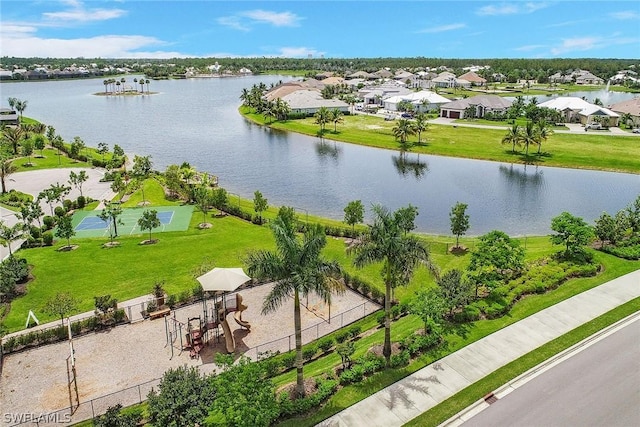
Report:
439,95,512,119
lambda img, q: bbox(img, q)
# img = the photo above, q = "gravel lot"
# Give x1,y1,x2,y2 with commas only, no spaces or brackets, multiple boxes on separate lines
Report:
0,284,379,425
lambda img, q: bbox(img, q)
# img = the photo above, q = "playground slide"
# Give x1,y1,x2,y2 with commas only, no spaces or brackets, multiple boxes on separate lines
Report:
220,316,235,353
233,309,251,330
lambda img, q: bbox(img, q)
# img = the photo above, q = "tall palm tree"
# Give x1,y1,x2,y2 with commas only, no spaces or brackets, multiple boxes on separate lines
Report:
133,78,138,93
14,99,27,122
521,121,540,157
7,97,17,110
414,113,429,145
115,80,121,93
120,77,126,93
103,80,109,94
535,121,553,155
245,217,343,398
350,205,436,366
501,124,521,153
314,107,331,133
145,79,150,94
138,80,144,94
330,108,343,132
392,119,416,146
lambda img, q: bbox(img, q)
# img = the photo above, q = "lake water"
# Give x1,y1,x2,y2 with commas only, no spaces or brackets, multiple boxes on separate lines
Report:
1,76,638,236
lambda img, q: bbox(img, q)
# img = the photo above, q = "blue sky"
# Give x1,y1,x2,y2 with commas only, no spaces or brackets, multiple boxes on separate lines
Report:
1,1,638,59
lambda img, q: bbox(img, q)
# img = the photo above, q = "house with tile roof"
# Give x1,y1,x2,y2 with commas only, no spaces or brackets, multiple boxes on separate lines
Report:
458,71,487,86
538,97,619,126
439,95,512,119
383,90,451,113
278,89,349,115
609,98,640,128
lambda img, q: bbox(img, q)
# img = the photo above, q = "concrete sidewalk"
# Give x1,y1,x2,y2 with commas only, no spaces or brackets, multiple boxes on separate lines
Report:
317,269,640,427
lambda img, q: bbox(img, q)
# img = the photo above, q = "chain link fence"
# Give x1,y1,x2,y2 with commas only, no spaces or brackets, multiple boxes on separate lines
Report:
5,300,380,426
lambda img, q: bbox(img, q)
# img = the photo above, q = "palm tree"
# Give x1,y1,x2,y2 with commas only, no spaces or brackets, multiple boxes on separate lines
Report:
350,205,436,366
138,80,144,94
145,79,150,94
0,221,23,257
239,88,251,106
392,119,416,146
535,121,553,155
501,124,521,153
103,80,109,94
330,108,343,132
620,112,633,129
521,121,540,157
14,99,27,122
314,107,331,133
133,78,138,93
115,80,121,93
7,97,17,110
3,126,24,155
413,113,429,145
245,217,343,398
121,77,126,93
0,154,18,193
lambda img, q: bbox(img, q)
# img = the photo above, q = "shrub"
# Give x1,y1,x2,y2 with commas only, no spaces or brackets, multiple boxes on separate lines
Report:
347,325,361,339
62,199,74,211
335,329,350,344
43,216,55,230
113,308,126,323
376,311,386,327
317,336,334,353
281,352,296,369
390,350,410,368
302,344,318,361
453,304,481,323
166,294,177,309
339,364,365,385
391,304,402,320
54,206,66,217
42,231,54,246
76,196,86,209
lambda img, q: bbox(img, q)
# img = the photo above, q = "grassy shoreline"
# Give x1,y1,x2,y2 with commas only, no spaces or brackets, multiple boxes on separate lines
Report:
240,107,640,174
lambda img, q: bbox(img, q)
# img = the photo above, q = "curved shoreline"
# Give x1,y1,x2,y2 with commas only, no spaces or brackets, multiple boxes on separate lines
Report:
239,109,640,175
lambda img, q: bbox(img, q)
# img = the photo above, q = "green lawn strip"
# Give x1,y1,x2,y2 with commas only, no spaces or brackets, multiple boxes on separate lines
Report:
404,297,640,427
12,148,89,171
120,178,182,208
240,108,640,174
274,252,638,426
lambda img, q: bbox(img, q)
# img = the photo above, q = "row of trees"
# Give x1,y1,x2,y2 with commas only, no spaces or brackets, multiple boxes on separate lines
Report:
501,120,553,156
102,77,151,94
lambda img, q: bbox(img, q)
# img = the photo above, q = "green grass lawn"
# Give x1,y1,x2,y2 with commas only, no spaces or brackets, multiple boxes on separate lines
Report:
275,250,639,426
12,148,91,171
242,108,640,174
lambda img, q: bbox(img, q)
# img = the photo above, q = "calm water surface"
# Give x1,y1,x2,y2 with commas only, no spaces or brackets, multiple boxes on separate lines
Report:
1,77,638,236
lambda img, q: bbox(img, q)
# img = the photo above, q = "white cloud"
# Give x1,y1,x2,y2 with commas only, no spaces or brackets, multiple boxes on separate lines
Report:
42,0,126,23
0,24,38,34
514,44,546,52
240,10,301,27
417,23,466,34
276,46,324,58
477,2,548,16
609,10,639,20
0,34,182,58
218,9,302,31
550,34,638,56
216,16,249,32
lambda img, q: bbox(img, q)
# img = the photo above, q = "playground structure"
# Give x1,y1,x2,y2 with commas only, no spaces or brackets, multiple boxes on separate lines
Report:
162,268,256,359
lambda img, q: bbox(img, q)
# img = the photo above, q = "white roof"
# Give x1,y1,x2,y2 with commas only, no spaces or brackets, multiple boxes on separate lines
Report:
385,90,451,104
539,97,619,117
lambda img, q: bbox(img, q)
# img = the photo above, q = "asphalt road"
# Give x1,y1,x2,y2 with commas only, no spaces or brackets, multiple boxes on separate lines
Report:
462,318,640,427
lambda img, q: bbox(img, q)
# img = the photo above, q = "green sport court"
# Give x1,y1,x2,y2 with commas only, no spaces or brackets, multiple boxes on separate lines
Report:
71,206,195,238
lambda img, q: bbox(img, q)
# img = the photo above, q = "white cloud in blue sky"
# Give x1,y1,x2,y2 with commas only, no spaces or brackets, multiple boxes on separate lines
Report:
1,1,638,59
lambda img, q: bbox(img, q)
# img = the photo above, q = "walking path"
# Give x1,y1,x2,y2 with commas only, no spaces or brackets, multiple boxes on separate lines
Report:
317,269,640,427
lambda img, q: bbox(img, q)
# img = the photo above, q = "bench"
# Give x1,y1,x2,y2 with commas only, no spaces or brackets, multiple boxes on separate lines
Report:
149,307,170,320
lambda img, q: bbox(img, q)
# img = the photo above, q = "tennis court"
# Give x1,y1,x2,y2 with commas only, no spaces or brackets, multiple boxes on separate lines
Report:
72,206,195,238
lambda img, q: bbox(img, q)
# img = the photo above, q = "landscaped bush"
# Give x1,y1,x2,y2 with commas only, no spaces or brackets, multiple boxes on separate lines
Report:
43,216,55,230
317,336,334,353
389,350,410,368
302,344,318,361
76,195,86,209
281,352,296,369
602,245,640,260
54,206,66,217
334,329,350,344
376,311,386,327
339,364,365,385
42,231,54,246
277,378,338,418
347,325,361,339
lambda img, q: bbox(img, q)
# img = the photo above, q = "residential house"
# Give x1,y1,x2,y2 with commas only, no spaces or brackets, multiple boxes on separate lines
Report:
0,108,19,126
609,98,640,127
458,71,487,86
383,90,451,113
278,89,349,115
538,97,619,126
549,69,604,85
439,95,512,119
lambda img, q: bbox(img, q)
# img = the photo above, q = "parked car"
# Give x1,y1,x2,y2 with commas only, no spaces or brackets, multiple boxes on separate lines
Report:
585,123,602,130
632,128,640,134
401,112,413,118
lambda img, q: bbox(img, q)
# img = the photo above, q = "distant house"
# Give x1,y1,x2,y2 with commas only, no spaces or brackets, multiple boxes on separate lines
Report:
538,97,619,126
374,69,393,79
609,98,640,127
277,88,349,115
0,108,19,126
347,70,377,80
458,71,486,86
359,82,412,107
549,69,604,85
383,90,451,113
439,95,512,119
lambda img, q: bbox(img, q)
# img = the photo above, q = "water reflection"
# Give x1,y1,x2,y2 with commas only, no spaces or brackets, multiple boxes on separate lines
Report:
392,151,429,180
315,138,342,163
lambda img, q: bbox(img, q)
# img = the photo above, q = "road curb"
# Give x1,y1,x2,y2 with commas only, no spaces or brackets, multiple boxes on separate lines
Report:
439,310,640,427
